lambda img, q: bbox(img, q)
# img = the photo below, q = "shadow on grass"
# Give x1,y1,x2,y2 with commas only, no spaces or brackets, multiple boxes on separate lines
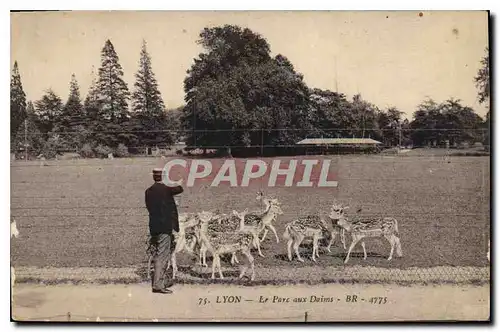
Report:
14,276,489,288
274,247,385,262
328,252,385,259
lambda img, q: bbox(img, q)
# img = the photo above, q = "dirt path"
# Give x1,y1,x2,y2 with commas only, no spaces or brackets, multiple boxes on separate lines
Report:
12,283,489,322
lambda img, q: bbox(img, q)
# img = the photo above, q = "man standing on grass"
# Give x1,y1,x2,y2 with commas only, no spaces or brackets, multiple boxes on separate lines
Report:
145,168,184,294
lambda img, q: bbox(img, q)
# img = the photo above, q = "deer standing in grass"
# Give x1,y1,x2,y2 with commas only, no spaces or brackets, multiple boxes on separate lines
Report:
283,211,341,262
147,213,199,280
329,201,403,263
198,200,282,266
197,210,242,267
166,213,201,279
254,191,281,243
237,198,284,258
196,211,255,281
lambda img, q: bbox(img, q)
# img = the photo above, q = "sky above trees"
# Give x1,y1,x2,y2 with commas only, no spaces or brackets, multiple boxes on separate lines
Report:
11,11,489,119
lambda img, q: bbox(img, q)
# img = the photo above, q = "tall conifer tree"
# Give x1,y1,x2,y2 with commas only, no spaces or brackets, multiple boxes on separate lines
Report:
11,61,27,140
131,40,174,148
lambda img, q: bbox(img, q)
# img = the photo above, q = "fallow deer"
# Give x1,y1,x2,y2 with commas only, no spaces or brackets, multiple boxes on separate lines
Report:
197,210,241,267
236,199,284,257
196,211,255,281
166,213,201,279
283,213,340,262
330,201,403,263
254,191,281,243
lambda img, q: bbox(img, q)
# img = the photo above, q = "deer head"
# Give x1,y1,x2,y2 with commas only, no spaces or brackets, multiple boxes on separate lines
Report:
184,214,201,229
268,200,284,216
330,201,349,220
198,211,215,224
330,202,352,231
269,198,280,205
232,208,249,220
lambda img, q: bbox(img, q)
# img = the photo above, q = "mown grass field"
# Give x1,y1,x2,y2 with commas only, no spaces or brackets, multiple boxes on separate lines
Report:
11,154,490,276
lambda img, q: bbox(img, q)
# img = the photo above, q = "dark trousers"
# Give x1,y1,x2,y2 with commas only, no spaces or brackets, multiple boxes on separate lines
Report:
151,233,173,290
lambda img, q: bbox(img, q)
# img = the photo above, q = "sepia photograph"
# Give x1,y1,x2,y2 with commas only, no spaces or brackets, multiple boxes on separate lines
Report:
9,10,490,322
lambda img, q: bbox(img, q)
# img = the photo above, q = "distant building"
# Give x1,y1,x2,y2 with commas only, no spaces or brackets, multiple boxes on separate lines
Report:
296,137,383,155
142,141,187,156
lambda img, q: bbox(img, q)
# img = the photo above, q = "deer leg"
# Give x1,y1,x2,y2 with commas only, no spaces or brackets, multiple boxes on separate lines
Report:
341,229,347,250
315,234,321,259
326,231,336,253
217,255,224,279
238,264,248,279
238,249,248,279
200,247,206,266
231,253,239,265
249,251,255,281
260,228,269,242
268,224,280,243
171,253,177,279
287,238,294,261
344,236,361,264
197,247,202,266
171,238,184,279
385,234,395,261
312,235,319,262
254,235,265,258
361,242,367,260
202,244,210,268
211,254,217,279
395,236,403,257
294,235,305,263
200,246,207,267
241,249,255,281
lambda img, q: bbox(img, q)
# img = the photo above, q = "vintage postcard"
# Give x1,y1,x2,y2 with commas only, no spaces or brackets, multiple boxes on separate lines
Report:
10,10,490,322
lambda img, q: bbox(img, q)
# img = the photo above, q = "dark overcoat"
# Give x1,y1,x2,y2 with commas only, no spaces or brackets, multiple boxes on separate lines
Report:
145,182,184,236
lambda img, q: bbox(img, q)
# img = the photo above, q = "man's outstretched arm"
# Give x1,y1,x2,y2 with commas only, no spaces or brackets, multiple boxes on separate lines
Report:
169,185,184,196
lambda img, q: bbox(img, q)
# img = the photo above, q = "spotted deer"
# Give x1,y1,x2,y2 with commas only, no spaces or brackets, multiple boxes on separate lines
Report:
166,215,201,279
237,200,284,258
254,191,281,243
334,206,364,252
147,213,199,280
330,202,403,264
283,212,341,262
196,211,255,281
197,210,242,267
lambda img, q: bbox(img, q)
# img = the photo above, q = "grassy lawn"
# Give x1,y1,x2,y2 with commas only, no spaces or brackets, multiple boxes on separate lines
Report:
11,155,490,273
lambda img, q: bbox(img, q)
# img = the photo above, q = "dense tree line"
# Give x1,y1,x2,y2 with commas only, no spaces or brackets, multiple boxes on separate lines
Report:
11,39,179,158
10,25,489,159
474,48,490,149
181,25,487,155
